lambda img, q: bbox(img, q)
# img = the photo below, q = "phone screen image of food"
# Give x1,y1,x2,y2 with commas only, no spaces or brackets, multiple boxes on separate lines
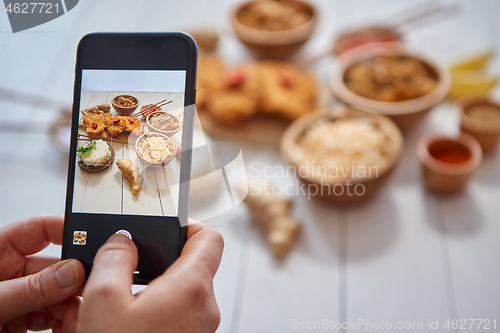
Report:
73,69,186,217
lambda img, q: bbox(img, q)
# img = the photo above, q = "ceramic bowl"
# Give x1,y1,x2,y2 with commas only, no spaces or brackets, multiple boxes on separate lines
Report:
111,95,139,115
417,132,482,195
146,111,181,137
460,98,500,153
231,0,318,59
280,107,404,205
135,132,176,166
331,48,450,132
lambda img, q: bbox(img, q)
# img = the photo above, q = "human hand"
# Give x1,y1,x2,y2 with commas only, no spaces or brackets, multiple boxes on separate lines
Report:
77,220,224,333
0,213,85,333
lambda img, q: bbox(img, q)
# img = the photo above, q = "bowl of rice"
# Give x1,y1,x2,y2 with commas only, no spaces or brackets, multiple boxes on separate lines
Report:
280,107,403,204
135,132,176,166
77,139,115,172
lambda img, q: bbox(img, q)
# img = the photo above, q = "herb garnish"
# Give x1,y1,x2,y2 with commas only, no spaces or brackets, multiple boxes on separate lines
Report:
77,140,97,156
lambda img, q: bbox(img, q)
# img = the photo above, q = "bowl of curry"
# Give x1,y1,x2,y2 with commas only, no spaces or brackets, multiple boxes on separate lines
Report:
331,48,450,132
146,111,181,137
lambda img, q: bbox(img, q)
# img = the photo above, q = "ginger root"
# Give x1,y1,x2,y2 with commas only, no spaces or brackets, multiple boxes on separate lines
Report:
117,159,143,194
243,180,301,258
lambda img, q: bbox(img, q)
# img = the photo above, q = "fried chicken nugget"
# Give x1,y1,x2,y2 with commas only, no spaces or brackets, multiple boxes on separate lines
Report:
258,61,317,121
83,113,112,135
206,64,260,125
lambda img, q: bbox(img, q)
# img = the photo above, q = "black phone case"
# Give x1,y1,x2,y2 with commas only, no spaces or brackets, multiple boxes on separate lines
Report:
62,33,197,284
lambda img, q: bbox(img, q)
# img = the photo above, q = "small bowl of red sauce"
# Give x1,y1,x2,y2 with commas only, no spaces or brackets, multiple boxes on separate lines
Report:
417,133,482,194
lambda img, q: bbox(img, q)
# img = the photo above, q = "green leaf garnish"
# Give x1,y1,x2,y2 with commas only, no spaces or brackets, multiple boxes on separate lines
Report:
77,140,97,156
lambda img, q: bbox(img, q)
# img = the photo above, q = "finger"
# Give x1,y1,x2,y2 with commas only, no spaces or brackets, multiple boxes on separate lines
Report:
26,311,57,331
83,234,138,302
53,320,64,333
0,259,84,325
150,220,224,287
47,295,81,333
24,254,60,275
0,213,64,256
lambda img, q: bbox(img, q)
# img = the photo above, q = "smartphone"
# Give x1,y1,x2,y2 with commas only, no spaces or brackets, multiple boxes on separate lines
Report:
62,33,197,284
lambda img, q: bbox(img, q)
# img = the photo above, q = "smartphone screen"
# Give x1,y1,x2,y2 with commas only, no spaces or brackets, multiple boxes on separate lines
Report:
74,70,186,216
62,33,197,284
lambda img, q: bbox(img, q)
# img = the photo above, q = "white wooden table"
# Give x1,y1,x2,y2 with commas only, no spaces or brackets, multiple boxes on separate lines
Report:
1,1,499,332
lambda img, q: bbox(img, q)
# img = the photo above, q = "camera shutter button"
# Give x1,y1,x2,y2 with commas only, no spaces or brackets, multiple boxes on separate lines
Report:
115,229,132,240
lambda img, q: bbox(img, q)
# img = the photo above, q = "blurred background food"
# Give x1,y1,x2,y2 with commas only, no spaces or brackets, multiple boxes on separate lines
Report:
281,107,403,204
448,51,499,98
331,47,450,131
2,1,500,332
417,132,482,194
231,0,318,58
459,98,500,152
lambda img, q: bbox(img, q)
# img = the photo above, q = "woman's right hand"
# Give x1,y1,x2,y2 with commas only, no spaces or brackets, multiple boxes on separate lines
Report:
77,220,224,333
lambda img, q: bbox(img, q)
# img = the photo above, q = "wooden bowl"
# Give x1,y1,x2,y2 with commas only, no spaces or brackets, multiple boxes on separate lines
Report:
231,0,318,59
280,107,404,205
135,133,176,166
111,95,139,115
459,98,500,153
78,142,115,172
330,48,450,132
146,111,181,137
417,133,482,195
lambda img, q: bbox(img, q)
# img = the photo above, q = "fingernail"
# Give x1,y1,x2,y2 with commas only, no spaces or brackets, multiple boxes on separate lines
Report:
107,234,131,244
55,260,79,288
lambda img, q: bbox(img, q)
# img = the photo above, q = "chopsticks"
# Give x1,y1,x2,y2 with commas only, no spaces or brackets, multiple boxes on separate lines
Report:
78,133,110,142
390,1,462,30
130,100,172,118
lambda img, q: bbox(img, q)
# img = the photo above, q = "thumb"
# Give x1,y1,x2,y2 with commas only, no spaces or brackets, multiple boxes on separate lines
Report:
0,259,85,325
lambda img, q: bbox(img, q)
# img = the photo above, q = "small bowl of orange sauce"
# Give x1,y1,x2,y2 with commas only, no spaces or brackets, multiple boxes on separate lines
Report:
417,133,482,194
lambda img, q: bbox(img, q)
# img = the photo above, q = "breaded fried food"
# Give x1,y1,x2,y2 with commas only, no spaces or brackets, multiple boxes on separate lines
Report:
206,65,260,125
106,118,126,137
208,93,257,126
122,116,140,133
105,116,140,137
258,61,317,121
83,113,112,135
197,54,224,109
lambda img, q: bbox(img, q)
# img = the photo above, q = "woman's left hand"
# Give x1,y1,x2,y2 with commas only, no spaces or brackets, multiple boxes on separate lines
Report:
0,213,85,333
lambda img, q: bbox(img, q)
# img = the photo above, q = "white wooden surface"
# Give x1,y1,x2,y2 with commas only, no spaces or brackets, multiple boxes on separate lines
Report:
1,1,499,332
